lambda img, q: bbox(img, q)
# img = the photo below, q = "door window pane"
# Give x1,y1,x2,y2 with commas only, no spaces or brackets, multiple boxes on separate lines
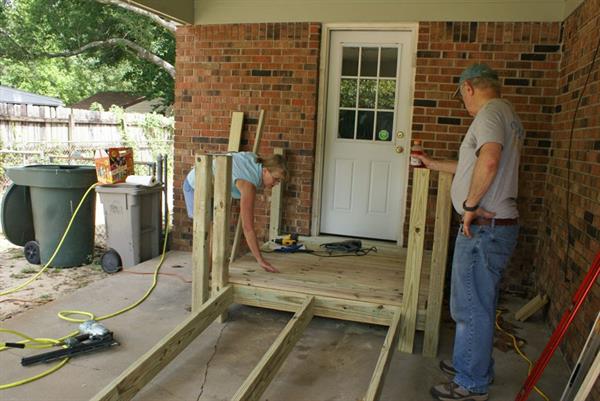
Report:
377,80,396,110
338,110,355,139
358,79,376,109
360,47,378,77
340,79,357,108
376,112,394,142
380,48,398,77
357,111,375,140
342,47,359,76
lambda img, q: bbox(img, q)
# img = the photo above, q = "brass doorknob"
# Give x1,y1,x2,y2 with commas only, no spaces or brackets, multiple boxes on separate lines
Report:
395,145,404,153
396,131,405,139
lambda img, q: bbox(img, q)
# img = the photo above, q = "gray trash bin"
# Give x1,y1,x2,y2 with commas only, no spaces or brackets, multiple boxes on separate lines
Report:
95,183,162,272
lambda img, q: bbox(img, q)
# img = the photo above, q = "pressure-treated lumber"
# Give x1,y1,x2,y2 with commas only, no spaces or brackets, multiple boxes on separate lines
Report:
515,293,549,322
398,168,430,353
232,296,315,401
192,155,213,311
364,307,402,401
423,171,453,357
230,109,265,264
232,284,419,327
269,147,285,240
227,111,244,152
213,155,232,322
90,286,233,401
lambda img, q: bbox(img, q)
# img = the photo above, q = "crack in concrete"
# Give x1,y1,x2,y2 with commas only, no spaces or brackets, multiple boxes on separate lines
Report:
195,323,227,401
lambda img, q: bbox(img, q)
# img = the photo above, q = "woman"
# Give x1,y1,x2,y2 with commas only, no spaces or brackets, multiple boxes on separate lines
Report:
183,152,287,273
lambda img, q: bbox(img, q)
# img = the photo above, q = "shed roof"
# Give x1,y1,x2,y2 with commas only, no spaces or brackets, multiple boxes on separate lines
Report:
0,85,64,107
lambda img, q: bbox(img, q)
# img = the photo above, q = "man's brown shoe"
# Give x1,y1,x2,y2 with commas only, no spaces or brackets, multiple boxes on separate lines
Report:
430,382,489,401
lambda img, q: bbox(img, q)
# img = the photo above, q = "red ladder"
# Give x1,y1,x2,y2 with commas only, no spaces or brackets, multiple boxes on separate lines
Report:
515,250,600,401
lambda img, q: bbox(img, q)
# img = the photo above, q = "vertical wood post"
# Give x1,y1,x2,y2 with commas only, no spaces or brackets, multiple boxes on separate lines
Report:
192,155,213,312
212,155,232,321
269,147,285,240
398,168,430,353
423,171,453,357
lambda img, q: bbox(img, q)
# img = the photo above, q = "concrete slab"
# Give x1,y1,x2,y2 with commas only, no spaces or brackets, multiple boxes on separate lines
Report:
1,251,571,401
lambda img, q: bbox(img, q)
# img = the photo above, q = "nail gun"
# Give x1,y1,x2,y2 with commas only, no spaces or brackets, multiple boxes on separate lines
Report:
21,320,118,366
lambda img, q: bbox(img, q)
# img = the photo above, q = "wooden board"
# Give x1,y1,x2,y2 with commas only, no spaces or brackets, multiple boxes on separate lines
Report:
423,171,453,357
227,111,244,152
364,307,402,401
398,168,430,353
91,287,233,401
192,155,213,311
232,285,422,327
232,296,314,401
269,147,284,240
515,293,549,322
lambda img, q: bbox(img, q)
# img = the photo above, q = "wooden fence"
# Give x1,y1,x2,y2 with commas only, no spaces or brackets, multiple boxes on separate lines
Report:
0,102,173,160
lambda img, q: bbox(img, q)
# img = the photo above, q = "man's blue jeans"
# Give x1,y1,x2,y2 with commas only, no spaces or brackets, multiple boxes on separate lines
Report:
450,223,519,393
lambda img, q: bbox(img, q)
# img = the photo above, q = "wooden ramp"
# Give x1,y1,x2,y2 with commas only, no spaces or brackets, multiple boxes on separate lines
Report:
92,152,453,401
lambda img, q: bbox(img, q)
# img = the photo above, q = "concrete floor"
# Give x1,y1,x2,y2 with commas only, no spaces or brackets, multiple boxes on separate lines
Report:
1,251,571,401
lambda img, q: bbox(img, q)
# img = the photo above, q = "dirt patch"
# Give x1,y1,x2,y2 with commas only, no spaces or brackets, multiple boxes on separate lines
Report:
0,234,109,322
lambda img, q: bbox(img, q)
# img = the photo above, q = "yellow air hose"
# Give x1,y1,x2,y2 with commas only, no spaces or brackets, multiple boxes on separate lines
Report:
0,183,99,297
1,181,171,389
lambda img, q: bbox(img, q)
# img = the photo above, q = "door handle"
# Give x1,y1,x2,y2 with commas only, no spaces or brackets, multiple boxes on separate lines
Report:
395,145,404,154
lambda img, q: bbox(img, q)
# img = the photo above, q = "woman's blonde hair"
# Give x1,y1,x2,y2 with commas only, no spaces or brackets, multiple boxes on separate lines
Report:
256,153,288,179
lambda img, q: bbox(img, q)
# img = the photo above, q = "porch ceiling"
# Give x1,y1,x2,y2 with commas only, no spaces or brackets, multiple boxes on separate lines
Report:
132,0,584,25
128,0,193,24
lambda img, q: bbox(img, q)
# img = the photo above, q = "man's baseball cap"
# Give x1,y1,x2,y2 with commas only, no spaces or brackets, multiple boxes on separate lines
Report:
453,63,499,98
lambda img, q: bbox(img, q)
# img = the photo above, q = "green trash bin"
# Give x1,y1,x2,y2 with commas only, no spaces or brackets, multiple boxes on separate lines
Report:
4,165,97,268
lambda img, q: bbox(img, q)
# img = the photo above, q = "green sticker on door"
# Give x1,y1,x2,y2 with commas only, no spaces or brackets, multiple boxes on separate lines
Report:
377,129,390,141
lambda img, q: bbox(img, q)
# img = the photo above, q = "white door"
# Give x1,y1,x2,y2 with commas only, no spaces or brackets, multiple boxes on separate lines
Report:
320,30,414,241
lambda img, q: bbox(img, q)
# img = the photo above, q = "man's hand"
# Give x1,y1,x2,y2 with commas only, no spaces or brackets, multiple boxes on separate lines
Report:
413,152,434,168
259,259,279,273
462,207,496,238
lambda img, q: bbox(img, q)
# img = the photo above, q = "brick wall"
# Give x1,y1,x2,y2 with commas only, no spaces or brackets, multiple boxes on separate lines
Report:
535,0,600,397
172,23,320,251
412,22,562,293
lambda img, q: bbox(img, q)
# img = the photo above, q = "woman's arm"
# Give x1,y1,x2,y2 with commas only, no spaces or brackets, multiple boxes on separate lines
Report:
237,179,279,273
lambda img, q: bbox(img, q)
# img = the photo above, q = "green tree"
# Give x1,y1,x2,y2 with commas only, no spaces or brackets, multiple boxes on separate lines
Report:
0,0,175,106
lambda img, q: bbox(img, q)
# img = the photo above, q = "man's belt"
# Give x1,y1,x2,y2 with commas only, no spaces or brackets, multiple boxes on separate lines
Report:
471,217,518,226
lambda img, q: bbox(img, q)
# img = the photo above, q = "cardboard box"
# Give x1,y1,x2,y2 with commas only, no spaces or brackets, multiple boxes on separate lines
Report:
94,147,134,184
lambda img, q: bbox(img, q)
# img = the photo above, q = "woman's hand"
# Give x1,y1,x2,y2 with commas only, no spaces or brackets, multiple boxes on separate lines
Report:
259,258,279,273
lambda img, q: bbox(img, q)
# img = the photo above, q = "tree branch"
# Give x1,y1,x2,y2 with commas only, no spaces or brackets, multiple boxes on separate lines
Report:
94,0,177,33
38,38,175,78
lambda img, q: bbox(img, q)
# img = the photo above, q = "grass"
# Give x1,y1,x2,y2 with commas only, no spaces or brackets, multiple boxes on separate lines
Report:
20,267,39,274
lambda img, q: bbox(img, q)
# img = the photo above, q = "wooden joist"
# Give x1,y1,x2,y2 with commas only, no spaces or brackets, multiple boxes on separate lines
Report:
91,286,233,401
423,171,453,357
232,284,421,327
398,168,430,353
192,154,213,311
232,296,315,401
364,307,402,401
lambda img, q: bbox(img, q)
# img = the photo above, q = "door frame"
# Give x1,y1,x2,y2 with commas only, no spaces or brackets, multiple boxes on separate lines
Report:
311,23,419,246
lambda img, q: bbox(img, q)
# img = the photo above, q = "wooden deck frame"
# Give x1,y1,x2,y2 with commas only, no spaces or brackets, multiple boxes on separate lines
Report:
92,159,453,401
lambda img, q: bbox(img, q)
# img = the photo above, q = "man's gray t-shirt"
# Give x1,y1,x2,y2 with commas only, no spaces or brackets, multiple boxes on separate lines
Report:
451,98,524,218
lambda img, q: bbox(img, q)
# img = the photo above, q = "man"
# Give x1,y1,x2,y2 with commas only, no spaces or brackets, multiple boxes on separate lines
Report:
414,63,524,401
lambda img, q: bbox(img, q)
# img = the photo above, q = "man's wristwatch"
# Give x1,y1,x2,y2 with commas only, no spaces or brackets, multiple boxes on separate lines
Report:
462,200,479,212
